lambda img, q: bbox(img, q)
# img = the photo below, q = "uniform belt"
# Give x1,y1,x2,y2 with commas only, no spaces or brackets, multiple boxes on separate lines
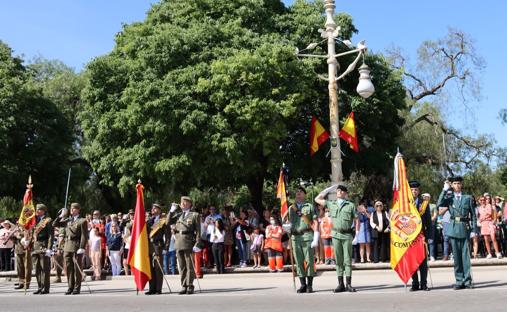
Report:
292,228,312,235
452,217,470,222
334,228,353,234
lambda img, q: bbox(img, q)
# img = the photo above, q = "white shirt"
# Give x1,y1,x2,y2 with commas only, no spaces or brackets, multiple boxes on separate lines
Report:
209,228,224,243
370,211,384,230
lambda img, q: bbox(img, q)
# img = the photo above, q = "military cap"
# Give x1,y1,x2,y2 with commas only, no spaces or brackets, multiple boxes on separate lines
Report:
448,176,463,182
152,203,163,210
181,196,192,203
70,203,81,210
296,186,307,194
336,184,348,192
36,203,47,212
408,180,420,188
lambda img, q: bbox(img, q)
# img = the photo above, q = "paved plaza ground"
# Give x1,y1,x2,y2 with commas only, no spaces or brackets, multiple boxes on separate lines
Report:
1,265,506,312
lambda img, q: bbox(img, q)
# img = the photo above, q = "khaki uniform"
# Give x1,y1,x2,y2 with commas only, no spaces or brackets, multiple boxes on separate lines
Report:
54,228,65,280
31,216,53,292
327,199,356,277
53,216,88,293
147,215,170,293
13,230,32,288
167,209,201,289
289,202,316,277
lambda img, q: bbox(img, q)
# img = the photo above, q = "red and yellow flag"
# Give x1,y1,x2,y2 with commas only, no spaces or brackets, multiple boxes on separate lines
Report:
276,168,289,220
339,112,359,152
390,153,426,284
18,176,36,230
309,116,330,156
128,182,152,290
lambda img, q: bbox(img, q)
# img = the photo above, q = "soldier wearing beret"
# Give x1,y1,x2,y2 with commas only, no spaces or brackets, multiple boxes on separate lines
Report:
166,196,201,295
31,204,53,294
408,181,432,291
315,184,358,293
52,203,88,295
437,176,477,289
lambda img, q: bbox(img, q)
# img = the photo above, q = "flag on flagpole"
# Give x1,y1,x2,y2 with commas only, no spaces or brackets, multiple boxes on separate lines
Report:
339,112,359,152
389,153,426,284
17,175,36,230
309,116,330,156
276,168,289,220
127,181,152,291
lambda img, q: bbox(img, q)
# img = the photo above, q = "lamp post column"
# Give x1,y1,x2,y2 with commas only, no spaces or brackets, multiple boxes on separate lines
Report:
325,0,343,184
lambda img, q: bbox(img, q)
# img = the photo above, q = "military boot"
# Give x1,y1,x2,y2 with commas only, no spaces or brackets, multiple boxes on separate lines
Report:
306,277,314,293
296,277,307,293
346,276,356,292
333,276,345,293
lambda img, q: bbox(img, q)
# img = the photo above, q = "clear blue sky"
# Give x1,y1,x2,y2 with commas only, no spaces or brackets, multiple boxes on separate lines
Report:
0,0,505,149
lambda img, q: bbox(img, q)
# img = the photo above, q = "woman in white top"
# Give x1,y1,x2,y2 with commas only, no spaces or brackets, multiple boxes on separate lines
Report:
209,219,225,274
89,227,102,280
369,201,390,263
0,220,15,271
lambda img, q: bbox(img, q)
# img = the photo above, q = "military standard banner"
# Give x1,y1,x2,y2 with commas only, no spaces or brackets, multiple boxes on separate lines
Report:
390,153,426,284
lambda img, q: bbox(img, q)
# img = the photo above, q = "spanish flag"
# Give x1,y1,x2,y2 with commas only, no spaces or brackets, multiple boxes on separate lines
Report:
276,168,289,221
128,181,151,290
309,116,330,156
339,112,359,152
17,175,36,230
390,153,426,284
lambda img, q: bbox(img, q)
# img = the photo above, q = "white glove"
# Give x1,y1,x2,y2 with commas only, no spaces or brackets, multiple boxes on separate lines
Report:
319,184,338,197
384,228,390,233
310,231,320,248
59,208,68,219
443,181,450,191
170,203,178,213
76,248,85,255
21,238,29,247
192,246,201,253
45,250,53,257
282,223,292,233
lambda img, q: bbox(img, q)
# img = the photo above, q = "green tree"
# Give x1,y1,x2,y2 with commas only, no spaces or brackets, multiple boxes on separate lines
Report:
0,41,73,209
80,0,407,210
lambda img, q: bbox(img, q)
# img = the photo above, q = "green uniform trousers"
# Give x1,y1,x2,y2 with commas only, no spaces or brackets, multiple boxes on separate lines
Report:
449,237,472,286
291,239,315,277
332,237,353,277
149,245,164,293
176,249,195,287
64,252,83,291
33,253,51,292
16,252,32,286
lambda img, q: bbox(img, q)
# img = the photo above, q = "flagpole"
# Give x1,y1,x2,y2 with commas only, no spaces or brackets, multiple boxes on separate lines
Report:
283,166,297,291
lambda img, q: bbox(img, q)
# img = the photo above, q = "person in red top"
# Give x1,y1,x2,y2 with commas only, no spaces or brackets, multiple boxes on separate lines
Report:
264,216,284,272
319,208,334,265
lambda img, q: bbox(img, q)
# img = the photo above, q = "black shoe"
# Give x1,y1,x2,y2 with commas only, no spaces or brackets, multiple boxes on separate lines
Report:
72,290,80,295
333,276,345,293
14,285,24,290
145,291,155,295
409,285,419,292
453,284,465,290
33,289,42,295
296,277,307,293
179,288,187,295
465,284,474,289
156,291,162,295
346,276,356,292
187,286,194,295
306,277,314,293
420,285,430,291
65,289,73,295
40,290,49,295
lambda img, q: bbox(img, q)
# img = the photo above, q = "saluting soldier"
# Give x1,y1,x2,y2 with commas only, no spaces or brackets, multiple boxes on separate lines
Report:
12,225,32,290
167,196,201,295
408,181,432,291
145,203,170,295
52,203,88,295
315,184,358,293
284,187,319,293
437,176,477,289
31,204,53,294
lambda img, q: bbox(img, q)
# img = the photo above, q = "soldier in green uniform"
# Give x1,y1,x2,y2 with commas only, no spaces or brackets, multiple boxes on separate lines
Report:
283,187,319,293
31,204,53,294
437,176,477,289
315,184,358,293
13,227,31,290
167,196,201,295
145,203,170,295
53,203,88,295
